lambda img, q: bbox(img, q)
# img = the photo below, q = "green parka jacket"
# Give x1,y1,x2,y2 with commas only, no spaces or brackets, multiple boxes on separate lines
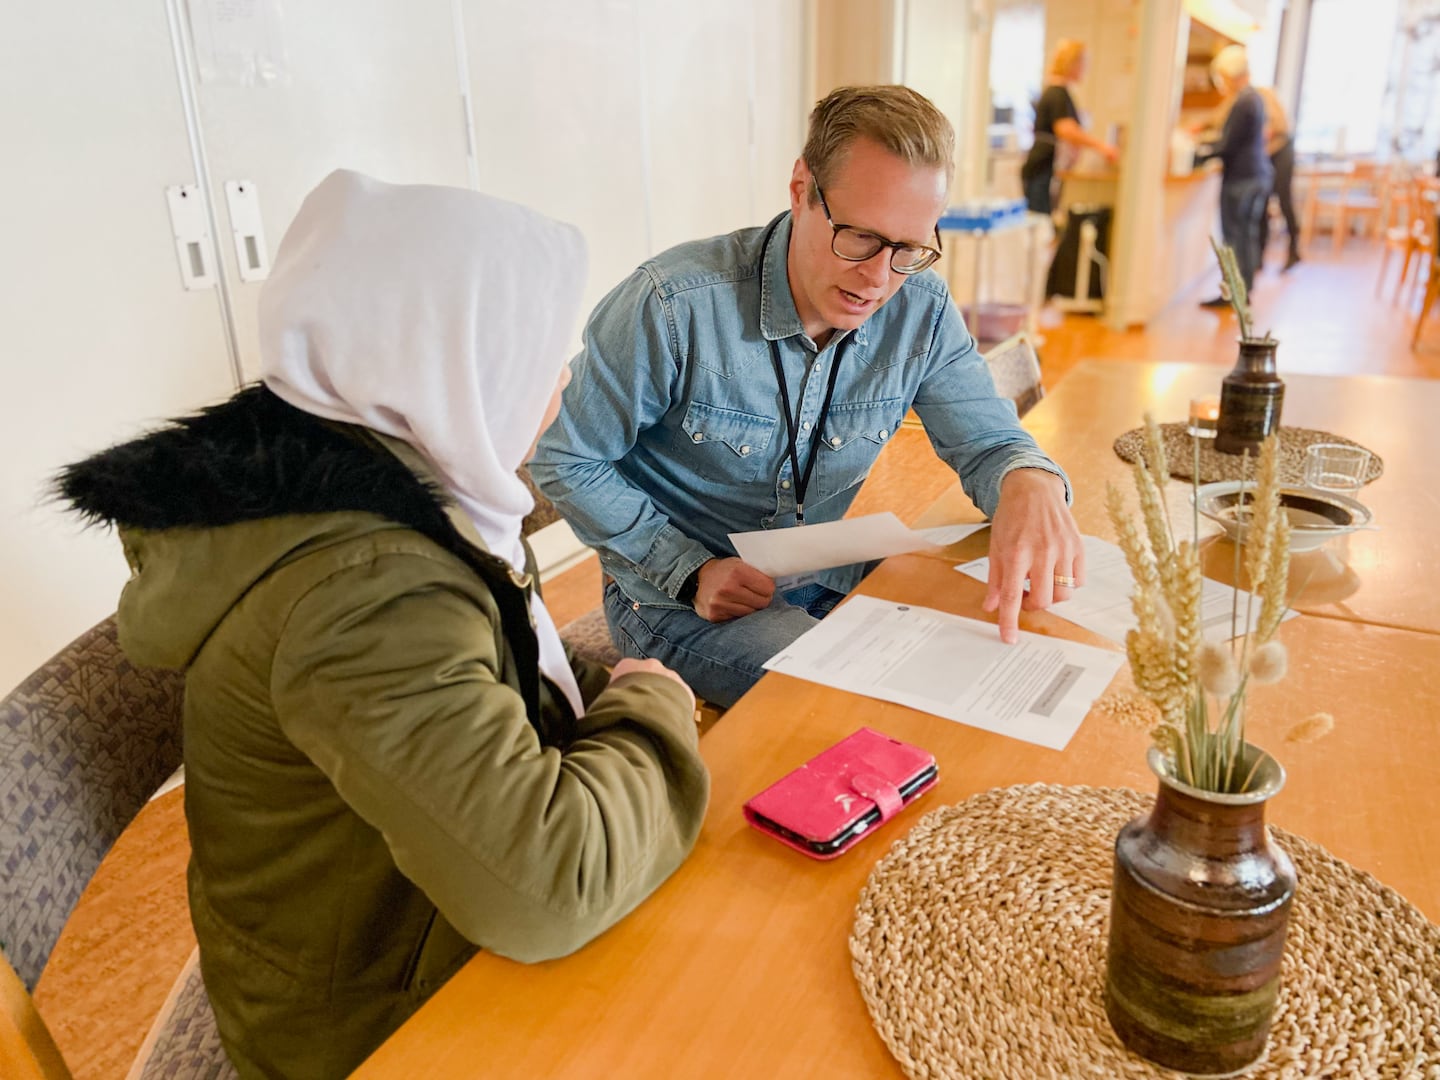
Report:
59,387,710,1079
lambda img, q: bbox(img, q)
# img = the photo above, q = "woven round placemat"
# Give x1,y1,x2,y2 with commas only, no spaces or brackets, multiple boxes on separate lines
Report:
850,784,1439,1079
1113,424,1385,486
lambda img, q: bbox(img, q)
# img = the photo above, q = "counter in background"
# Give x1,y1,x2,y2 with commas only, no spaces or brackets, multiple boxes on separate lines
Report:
1056,165,1221,323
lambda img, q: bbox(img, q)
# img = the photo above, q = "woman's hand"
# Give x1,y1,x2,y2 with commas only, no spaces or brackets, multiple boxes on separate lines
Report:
610,657,696,713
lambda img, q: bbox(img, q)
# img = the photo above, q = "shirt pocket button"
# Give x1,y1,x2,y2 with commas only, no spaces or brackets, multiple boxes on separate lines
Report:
692,432,704,443
739,445,751,456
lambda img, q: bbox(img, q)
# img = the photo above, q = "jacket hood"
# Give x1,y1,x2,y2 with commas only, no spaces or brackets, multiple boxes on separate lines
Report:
57,386,515,671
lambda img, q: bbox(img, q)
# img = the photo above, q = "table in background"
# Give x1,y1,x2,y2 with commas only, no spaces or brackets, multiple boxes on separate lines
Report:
356,361,1440,1079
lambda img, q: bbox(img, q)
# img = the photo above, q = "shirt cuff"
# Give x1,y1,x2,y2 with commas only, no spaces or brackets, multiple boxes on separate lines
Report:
997,459,1073,507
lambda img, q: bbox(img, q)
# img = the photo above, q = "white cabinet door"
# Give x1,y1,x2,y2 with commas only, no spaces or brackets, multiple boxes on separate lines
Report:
193,0,474,381
638,0,762,253
458,0,651,335
0,6,239,694
752,0,808,224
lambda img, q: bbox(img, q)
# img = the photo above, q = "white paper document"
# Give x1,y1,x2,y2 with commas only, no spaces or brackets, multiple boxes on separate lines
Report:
729,513,987,579
763,595,1124,750
955,535,1297,645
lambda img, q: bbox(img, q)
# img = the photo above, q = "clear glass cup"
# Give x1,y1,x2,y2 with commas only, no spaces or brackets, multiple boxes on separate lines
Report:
1303,443,1371,492
1187,395,1220,439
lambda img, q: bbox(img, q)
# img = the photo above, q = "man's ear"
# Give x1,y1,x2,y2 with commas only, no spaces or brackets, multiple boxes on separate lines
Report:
788,158,810,213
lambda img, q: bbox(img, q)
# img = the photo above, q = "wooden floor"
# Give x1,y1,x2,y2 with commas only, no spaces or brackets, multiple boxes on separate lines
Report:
32,228,1439,1080
545,231,1440,625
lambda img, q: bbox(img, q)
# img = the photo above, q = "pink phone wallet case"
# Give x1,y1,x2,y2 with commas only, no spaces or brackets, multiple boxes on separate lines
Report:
743,727,938,860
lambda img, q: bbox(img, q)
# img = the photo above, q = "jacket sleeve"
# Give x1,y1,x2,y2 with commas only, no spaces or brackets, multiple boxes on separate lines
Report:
911,297,1071,516
530,270,714,598
566,645,614,706
269,553,710,963
1197,90,1262,171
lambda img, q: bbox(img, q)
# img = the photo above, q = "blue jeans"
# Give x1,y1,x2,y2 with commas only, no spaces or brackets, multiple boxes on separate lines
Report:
1220,176,1270,291
603,580,847,709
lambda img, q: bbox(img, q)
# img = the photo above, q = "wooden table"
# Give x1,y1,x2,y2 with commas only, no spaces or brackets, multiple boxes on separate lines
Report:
356,362,1440,1078
919,362,1440,637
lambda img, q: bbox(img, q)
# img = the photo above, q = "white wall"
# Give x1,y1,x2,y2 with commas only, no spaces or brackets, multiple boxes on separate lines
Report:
0,1,806,696
201,1,476,382
0,6,240,698
1043,0,1145,161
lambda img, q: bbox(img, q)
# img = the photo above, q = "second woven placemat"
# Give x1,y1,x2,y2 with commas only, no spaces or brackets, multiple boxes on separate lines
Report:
1113,423,1385,486
850,784,1439,1079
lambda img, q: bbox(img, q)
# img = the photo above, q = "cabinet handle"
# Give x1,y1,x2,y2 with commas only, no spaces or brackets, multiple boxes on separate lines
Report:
224,179,270,282
164,184,217,291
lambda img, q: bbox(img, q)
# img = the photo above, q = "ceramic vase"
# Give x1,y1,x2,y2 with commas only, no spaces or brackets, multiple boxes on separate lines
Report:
1215,338,1284,455
1104,745,1296,1075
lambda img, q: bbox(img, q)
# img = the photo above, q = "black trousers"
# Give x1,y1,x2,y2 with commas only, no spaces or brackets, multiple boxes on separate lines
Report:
1259,138,1300,261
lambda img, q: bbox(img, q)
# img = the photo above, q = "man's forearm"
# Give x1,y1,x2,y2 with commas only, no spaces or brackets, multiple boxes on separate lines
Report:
531,454,712,597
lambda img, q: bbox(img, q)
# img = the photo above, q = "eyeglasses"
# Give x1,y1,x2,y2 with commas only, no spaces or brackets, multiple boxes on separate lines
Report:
812,181,943,274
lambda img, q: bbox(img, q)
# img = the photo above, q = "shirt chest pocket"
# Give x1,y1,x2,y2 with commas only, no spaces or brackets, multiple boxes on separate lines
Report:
815,400,906,495
677,399,777,483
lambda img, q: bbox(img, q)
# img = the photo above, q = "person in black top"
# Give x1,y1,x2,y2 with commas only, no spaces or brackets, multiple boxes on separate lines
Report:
1194,45,1274,307
1021,40,1118,216
1255,87,1302,272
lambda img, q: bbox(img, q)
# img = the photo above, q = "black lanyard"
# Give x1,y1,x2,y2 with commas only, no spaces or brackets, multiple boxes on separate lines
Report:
770,337,844,525
757,214,847,526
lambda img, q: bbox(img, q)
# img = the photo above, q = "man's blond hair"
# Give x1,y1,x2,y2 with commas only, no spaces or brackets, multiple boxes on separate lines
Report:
1210,44,1250,86
802,85,955,199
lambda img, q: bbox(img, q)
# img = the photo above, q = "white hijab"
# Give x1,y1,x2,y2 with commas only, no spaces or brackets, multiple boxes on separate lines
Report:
258,169,587,718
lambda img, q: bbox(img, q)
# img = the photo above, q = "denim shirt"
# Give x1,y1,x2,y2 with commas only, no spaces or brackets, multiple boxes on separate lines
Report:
531,212,1068,610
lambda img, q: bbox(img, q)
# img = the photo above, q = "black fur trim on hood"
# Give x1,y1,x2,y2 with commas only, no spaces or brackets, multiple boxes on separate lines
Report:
57,384,550,727
57,384,457,536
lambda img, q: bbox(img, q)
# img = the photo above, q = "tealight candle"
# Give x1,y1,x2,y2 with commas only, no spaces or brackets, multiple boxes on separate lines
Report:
1188,395,1220,438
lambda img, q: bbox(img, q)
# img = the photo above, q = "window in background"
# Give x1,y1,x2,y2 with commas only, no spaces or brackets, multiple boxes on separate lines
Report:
1378,9,1440,161
989,2,1045,151
1294,0,1401,156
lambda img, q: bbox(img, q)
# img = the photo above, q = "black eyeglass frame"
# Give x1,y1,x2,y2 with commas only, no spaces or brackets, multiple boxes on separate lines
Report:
812,181,943,274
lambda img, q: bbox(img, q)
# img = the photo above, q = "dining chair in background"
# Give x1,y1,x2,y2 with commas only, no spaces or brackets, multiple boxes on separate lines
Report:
983,331,1046,418
1412,188,1440,349
1301,161,1384,253
1375,172,1434,301
0,616,234,1079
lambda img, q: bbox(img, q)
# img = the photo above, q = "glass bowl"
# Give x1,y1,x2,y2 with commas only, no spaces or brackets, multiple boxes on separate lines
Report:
1193,481,1372,553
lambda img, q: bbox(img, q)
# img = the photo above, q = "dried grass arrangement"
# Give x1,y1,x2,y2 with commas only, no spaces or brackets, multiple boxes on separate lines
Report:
1211,236,1276,346
1106,415,1290,793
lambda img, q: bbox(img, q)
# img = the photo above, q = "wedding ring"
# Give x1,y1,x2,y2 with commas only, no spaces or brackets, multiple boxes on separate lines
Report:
1053,574,1078,588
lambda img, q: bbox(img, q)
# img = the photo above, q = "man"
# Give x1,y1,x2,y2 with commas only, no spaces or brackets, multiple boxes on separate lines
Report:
1191,81,1301,273
534,85,1083,708
1196,46,1273,307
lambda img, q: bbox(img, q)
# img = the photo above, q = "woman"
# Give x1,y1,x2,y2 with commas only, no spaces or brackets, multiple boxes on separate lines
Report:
58,170,709,1080
1021,39,1119,216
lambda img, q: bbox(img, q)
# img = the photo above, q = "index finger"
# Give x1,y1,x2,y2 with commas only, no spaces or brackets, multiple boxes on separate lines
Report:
986,560,1026,645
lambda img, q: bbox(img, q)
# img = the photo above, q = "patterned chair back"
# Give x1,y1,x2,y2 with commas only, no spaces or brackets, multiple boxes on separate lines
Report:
0,616,185,990
519,465,564,536
983,332,1046,419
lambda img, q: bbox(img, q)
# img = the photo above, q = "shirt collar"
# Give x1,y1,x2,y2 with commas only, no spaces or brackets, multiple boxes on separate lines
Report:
759,211,868,350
